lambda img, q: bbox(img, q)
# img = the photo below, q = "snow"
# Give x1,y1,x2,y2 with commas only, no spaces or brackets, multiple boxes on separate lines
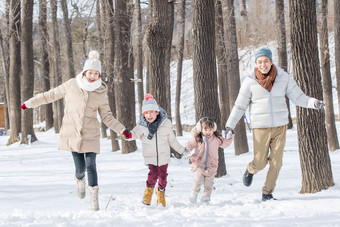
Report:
2,36,340,226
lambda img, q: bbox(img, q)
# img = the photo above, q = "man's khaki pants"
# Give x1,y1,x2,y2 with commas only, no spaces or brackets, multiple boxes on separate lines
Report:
247,125,287,195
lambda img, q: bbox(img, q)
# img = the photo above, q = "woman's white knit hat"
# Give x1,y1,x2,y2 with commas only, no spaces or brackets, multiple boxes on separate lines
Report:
83,50,101,74
142,94,160,114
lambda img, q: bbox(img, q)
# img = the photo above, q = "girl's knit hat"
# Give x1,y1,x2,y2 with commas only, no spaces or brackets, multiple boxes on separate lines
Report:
83,50,102,74
142,94,160,114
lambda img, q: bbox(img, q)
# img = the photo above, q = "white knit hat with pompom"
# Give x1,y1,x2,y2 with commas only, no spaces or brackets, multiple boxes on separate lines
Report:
83,50,102,74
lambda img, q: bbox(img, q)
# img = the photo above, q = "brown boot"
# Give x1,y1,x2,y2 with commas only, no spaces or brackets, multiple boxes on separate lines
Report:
142,187,154,205
156,187,166,207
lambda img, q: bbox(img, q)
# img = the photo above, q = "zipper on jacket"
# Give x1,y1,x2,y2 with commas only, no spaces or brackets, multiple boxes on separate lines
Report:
269,92,274,125
156,132,159,166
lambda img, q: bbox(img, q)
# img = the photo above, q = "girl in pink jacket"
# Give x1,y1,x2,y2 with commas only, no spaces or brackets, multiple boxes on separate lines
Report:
185,117,233,204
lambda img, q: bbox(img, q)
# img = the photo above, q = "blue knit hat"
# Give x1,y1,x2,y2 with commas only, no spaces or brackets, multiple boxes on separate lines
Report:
254,47,272,62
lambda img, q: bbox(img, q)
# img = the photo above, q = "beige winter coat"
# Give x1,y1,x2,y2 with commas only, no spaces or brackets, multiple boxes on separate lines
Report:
26,78,125,154
128,109,185,166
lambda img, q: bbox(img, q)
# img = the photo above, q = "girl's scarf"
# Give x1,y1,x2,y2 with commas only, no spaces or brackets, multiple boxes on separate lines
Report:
76,73,102,92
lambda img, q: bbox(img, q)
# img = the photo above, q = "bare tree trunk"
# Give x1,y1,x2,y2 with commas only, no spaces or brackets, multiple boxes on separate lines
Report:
192,0,225,177
175,0,186,136
39,0,53,131
115,0,137,154
50,0,64,133
334,0,340,118
60,0,75,81
276,0,293,129
289,0,334,193
221,0,248,155
317,0,339,152
215,0,230,130
7,0,21,145
136,0,144,115
20,0,37,144
240,0,247,18
146,0,174,111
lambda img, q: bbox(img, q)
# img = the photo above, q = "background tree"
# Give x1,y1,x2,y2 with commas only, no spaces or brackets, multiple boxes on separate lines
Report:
276,0,293,129
114,0,137,154
38,0,53,131
289,0,333,193
221,0,248,155
317,0,339,152
7,0,21,145
135,0,144,115
20,0,37,144
335,0,340,117
192,0,226,177
175,0,186,136
146,0,174,112
50,0,64,133
60,0,75,81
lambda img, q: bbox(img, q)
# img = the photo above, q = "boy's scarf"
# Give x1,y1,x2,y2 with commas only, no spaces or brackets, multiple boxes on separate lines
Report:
146,115,163,140
254,64,277,92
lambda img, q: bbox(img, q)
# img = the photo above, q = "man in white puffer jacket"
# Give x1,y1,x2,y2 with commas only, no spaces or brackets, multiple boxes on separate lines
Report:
225,47,325,201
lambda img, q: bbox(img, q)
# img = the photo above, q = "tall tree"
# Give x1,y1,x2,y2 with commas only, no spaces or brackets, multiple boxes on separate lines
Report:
114,0,137,154
60,0,75,81
38,0,53,131
136,0,144,115
103,0,120,151
317,0,339,152
221,0,248,155
192,0,226,177
146,0,174,112
289,0,333,193
20,0,37,144
7,0,21,145
276,0,293,129
50,0,64,133
175,0,186,136
334,0,340,117
215,0,230,129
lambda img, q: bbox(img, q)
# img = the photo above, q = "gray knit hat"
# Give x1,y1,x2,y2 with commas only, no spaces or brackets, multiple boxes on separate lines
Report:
142,94,160,114
83,50,102,74
254,47,272,62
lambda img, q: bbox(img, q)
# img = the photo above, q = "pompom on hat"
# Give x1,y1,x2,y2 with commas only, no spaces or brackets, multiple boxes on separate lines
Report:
142,94,160,114
83,50,102,74
254,47,272,63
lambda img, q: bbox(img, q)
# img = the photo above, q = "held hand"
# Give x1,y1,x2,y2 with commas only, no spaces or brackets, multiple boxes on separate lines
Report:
225,127,234,139
314,100,325,112
121,129,132,139
20,103,28,110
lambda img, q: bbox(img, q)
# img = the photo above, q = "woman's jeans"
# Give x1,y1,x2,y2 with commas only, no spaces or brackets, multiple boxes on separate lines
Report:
71,152,98,186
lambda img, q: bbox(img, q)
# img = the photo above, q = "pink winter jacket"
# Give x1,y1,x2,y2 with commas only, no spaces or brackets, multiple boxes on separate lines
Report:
185,134,233,177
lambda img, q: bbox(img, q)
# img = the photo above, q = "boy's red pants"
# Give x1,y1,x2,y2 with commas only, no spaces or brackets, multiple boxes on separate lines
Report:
146,164,168,190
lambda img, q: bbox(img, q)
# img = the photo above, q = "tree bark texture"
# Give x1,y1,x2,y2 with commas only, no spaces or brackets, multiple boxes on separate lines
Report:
136,0,144,115
20,0,37,144
146,0,174,112
289,0,334,193
221,0,248,155
38,0,53,131
317,0,339,152
7,0,21,145
114,0,137,154
175,0,186,136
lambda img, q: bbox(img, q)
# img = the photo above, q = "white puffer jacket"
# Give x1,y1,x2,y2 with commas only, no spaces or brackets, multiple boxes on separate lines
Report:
226,66,317,129
128,108,185,166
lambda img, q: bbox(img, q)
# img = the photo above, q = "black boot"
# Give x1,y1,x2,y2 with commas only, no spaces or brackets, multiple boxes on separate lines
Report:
262,193,276,201
242,169,253,187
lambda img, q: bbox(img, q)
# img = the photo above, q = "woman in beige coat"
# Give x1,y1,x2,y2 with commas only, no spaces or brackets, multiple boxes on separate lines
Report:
21,50,128,211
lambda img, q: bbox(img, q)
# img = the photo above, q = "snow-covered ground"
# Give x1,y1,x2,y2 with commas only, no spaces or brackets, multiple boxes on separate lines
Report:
1,124,340,226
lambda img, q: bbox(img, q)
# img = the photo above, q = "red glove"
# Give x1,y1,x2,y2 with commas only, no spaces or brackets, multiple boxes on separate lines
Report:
122,129,132,139
21,103,28,110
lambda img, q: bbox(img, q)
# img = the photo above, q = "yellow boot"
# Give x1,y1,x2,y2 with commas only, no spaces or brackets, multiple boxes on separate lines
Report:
156,187,166,207
142,187,154,205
